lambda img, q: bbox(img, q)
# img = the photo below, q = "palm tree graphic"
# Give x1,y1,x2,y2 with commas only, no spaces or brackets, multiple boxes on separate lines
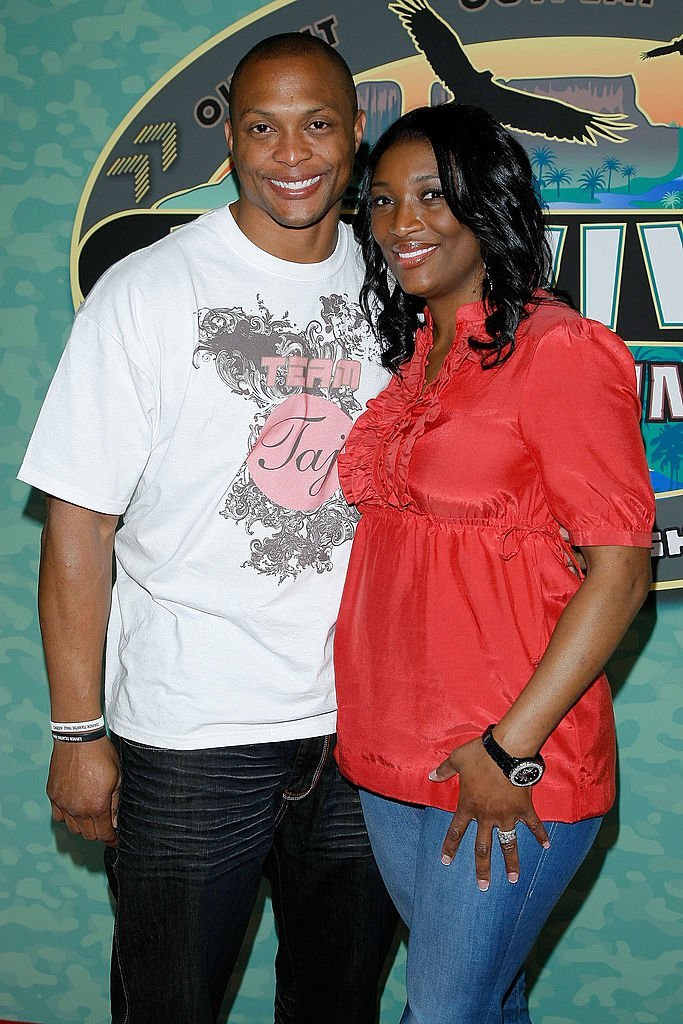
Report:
530,145,556,181
579,166,606,200
661,190,682,209
544,166,572,199
650,425,682,486
621,164,637,193
601,155,622,191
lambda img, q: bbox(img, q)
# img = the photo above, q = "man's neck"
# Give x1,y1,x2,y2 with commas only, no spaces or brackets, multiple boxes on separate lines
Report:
229,202,341,264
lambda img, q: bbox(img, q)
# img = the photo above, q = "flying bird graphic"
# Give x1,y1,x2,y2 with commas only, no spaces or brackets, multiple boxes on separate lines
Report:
389,0,635,145
641,36,683,61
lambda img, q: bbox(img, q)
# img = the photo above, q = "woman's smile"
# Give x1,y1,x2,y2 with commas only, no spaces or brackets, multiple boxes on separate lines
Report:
391,242,440,268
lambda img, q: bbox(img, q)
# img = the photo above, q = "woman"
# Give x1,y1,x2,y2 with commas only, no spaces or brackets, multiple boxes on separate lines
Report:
333,104,654,1023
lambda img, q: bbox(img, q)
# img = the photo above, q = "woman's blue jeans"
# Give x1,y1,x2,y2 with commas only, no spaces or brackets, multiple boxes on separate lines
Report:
360,790,602,1024
103,734,397,1024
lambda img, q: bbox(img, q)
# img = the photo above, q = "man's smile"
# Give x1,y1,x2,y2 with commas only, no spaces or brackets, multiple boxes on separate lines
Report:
267,175,323,197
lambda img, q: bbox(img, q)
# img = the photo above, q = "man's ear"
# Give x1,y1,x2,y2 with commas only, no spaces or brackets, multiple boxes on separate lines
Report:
224,118,234,153
354,110,366,153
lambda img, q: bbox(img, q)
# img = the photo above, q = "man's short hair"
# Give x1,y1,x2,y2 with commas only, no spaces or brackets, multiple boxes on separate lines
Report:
228,33,358,118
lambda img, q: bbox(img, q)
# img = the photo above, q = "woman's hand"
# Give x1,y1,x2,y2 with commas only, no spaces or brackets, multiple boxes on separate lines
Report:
429,737,549,891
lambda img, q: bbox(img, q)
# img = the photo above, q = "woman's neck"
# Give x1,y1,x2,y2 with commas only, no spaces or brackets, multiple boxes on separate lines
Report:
423,288,482,385
426,283,481,346
424,312,457,386
426,299,459,359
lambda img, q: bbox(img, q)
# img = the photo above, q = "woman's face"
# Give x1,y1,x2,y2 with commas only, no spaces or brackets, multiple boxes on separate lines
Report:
369,138,484,310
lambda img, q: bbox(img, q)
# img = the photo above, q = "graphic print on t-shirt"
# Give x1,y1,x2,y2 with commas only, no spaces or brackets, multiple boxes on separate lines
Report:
193,294,374,582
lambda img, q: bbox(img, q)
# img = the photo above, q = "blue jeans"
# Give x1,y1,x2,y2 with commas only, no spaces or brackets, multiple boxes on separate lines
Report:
360,790,602,1024
104,734,397,1024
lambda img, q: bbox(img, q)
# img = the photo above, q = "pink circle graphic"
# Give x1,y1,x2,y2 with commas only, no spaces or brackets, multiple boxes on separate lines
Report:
247,394,352,512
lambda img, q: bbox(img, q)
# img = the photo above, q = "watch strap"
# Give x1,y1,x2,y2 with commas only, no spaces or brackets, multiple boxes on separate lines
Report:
481,724,545,786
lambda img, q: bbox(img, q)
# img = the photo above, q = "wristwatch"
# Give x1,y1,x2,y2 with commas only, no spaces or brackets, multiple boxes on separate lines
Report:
481,724,545,787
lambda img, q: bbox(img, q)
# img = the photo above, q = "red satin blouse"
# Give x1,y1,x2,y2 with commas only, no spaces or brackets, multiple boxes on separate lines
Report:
334,296,654,822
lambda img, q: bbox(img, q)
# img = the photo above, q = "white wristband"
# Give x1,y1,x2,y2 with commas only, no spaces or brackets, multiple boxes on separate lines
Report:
49,716,105,733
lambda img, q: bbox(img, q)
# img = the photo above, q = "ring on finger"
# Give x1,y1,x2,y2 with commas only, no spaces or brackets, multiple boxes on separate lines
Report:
498,827,517,846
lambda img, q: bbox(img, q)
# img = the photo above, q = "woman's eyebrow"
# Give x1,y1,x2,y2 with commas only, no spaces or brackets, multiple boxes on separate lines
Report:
371,173,441,188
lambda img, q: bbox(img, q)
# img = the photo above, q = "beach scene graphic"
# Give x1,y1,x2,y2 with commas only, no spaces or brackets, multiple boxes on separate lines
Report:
156,5,683,218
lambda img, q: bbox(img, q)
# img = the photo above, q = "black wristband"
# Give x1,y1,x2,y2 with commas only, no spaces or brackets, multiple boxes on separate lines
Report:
51,726,108,743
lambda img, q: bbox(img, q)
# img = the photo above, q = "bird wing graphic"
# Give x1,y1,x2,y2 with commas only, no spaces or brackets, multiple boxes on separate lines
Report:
389,0,635,145
389,0,496,99
640,38,683,60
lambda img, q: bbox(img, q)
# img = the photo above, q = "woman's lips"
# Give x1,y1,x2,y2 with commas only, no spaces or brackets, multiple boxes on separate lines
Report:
391,244,439,269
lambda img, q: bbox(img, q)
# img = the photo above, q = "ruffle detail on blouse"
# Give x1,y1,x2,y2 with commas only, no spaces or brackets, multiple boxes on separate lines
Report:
339,314,489,512
338,373,417,509
375,391,443,510
338,323,434,510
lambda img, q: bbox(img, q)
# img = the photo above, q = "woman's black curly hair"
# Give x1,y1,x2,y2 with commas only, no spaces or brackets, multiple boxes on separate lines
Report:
355,103,559,374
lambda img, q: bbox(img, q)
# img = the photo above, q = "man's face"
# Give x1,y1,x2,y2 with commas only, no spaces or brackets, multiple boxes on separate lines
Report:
225,52,365,241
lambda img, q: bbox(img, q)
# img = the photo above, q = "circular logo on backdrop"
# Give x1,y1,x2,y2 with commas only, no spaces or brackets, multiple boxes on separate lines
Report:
71,0,683,588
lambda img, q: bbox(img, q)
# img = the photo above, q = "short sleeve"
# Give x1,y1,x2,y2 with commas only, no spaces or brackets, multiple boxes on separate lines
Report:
18,312,157,515
518,317,654,547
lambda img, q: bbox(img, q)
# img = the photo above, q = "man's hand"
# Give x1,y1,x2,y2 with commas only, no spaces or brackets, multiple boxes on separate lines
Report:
47,737,121,846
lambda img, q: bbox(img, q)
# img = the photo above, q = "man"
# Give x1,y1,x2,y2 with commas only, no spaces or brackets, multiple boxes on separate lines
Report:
19,33,396,1024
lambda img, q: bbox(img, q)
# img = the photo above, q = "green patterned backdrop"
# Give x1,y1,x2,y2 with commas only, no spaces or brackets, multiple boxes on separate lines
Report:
2,1,682,1022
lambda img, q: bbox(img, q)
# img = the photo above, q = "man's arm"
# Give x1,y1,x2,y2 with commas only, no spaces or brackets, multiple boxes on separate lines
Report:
39,496,121,845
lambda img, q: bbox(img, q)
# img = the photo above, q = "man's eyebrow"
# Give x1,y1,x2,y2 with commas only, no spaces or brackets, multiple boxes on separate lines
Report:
238,106,336,118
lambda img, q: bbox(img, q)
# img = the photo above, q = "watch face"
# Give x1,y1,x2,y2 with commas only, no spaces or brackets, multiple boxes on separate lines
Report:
509,761,544,787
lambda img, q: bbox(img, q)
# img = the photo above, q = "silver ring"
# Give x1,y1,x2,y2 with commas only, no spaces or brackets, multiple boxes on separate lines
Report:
498,827,517,846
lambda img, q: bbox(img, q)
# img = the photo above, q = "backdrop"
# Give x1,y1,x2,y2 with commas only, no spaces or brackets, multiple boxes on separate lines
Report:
2,1,682,1022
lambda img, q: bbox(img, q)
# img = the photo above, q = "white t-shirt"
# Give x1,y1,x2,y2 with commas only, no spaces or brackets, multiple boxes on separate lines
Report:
19,208,388,748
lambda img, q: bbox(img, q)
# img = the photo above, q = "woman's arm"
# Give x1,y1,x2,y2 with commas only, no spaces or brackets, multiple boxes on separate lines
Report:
431,543,652,890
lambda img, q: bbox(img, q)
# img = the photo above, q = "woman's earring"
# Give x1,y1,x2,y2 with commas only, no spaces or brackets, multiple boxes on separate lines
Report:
484,264,493,294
